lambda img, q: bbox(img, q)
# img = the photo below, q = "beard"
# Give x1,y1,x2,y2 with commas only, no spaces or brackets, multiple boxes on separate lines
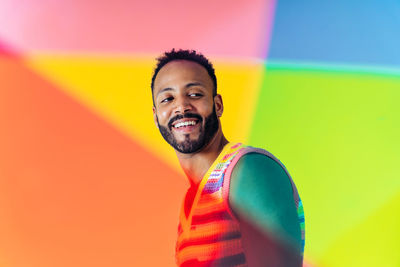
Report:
157,107,219,154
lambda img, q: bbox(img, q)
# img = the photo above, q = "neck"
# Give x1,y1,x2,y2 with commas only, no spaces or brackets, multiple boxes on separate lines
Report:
176,130,229,187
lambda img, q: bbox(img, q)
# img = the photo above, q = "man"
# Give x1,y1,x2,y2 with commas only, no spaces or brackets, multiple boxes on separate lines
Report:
151,49,305,267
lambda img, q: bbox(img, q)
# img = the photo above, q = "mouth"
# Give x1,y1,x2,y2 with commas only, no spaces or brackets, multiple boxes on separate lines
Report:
171,118,200,132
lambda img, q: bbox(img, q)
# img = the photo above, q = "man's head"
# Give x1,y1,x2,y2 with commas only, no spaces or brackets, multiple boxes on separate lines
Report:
151,49,223,154
151,49,217,99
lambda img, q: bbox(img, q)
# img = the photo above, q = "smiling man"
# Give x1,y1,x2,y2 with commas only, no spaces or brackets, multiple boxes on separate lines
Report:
151,49,305,267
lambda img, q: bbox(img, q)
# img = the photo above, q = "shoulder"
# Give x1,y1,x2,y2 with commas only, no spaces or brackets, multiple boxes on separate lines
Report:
228,149,299,232
230,151,294,201
227,149,303,252
225,147,304,261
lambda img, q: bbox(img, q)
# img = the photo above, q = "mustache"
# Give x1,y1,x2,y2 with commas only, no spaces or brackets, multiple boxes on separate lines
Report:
168,113,203,129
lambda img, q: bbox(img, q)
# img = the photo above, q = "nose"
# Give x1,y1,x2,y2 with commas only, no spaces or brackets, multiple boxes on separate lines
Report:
174,96,192,114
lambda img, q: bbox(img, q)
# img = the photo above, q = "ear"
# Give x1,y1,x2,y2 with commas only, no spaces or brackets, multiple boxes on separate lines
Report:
152,106,159,129
214,94,224,117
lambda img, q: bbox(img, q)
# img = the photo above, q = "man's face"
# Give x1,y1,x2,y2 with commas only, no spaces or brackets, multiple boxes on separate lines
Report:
152,60,222,154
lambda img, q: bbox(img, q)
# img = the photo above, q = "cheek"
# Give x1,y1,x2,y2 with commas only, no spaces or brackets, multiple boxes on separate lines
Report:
160,110,169,118
157,109,170,124
201,103,214,116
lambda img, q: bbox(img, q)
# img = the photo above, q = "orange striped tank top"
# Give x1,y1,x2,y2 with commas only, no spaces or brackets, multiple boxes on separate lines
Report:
175,143,305,267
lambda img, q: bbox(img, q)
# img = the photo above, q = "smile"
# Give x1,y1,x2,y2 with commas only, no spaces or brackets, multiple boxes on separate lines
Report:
171,119,200,132
173,120,198,128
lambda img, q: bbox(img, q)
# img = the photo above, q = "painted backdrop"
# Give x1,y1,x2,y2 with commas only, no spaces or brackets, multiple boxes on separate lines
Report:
1,1,399,266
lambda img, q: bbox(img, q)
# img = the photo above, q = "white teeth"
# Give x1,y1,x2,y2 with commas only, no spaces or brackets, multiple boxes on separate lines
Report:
174,120,197,128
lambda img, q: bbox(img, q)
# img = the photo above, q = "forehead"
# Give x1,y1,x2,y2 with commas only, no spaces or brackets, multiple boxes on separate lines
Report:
153,60,213,92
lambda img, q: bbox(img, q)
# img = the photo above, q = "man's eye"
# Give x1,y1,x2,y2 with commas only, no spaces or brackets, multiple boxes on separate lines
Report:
161,97,173,103
189,93,203,97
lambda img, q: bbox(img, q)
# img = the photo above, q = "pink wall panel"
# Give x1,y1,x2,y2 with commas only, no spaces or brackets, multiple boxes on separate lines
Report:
0,0,274,58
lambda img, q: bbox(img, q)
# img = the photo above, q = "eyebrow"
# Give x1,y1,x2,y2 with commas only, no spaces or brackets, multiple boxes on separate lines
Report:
186,82,205,88
156,87,173,97
156,82,205,97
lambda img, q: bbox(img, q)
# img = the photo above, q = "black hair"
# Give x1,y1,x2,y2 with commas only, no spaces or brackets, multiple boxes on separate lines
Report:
151,49,217,97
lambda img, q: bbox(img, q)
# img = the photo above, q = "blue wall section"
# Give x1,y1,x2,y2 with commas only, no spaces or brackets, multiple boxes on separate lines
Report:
268,0,400,67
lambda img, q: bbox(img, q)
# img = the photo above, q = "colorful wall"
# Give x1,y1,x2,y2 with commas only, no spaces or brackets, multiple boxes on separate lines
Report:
1,1,399,266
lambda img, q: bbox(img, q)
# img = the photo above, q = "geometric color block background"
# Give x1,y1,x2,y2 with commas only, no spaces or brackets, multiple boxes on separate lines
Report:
1,1,399,266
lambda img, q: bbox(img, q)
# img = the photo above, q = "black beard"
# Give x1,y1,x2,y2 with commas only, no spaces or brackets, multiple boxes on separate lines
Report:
157,107,219,154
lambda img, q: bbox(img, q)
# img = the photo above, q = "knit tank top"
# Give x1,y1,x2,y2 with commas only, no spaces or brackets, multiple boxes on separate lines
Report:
175,143,305,267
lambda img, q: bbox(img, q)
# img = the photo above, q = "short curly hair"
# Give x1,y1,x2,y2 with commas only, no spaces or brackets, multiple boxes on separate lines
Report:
151,49,217,97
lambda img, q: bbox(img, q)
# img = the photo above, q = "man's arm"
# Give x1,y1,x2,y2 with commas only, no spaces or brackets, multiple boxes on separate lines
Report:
229,153,303,267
